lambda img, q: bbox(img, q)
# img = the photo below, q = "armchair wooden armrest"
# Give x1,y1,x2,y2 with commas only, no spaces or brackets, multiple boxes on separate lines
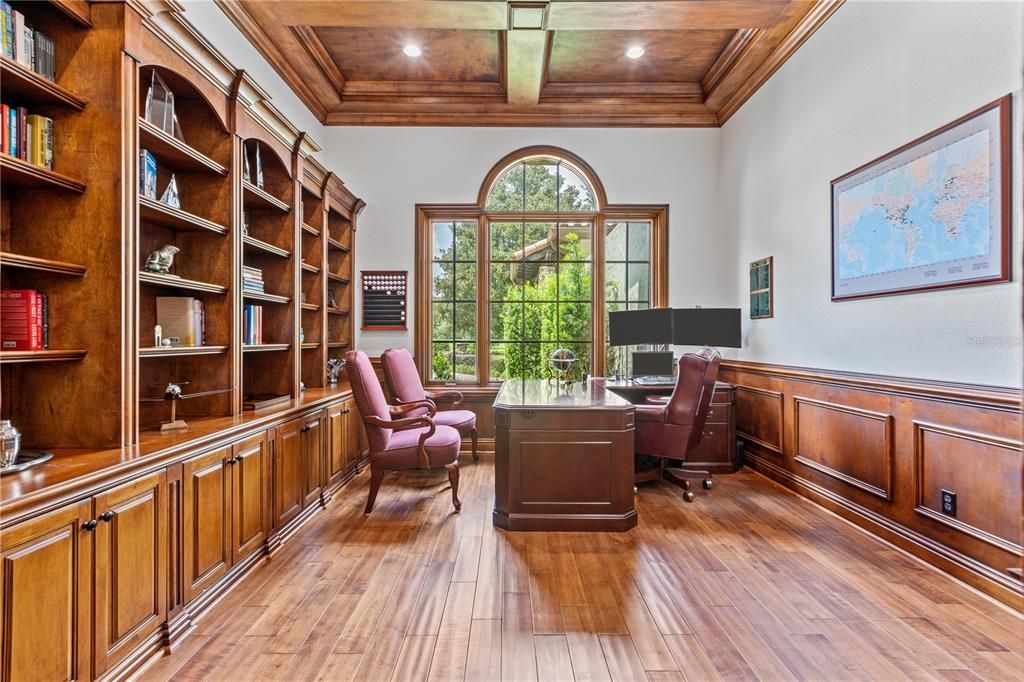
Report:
362,414,436,468
426,389,464,406
644,395,670,405
390,400,437,417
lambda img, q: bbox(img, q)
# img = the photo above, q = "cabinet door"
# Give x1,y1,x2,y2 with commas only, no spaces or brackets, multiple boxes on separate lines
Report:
344,399,363,472
93,471,167,675
0,501,93,682
274,418,305,528
233,432,269,564
302,412,325,507
182,446,232,603
327,402,347,489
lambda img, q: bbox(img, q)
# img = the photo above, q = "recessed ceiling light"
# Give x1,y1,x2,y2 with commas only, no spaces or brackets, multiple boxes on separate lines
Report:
403,44,422,58
626,45,645,59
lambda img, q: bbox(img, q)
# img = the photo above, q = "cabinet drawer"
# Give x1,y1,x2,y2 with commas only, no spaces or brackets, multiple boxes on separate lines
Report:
706,404,731,423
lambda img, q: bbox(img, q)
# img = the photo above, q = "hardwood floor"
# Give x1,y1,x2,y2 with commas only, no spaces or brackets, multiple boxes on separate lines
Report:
139,455,1024,681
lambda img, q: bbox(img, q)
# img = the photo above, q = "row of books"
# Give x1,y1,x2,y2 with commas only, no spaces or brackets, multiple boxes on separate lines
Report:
2,105,53,169
155,296,206,347
1,3,56,81
1,289,48,350
243,304,264,345
243,265,265,294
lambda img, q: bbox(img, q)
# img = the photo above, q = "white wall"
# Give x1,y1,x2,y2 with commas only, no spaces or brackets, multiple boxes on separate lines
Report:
320,128,725,356
719,0,1024,387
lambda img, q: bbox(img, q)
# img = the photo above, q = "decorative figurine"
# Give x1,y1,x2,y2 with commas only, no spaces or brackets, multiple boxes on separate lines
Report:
142,382,232,432
145,244,180,275
154,324,163,347
327,289,337,308
0,420,21,468
160,174,181,208
327,358,346,385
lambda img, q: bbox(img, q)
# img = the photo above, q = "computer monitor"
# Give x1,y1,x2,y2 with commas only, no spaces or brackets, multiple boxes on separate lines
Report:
671,308,742,348
608,308,673,346
631,351,674,378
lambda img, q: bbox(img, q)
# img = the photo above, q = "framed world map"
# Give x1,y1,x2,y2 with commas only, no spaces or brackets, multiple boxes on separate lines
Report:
832,95,1010,301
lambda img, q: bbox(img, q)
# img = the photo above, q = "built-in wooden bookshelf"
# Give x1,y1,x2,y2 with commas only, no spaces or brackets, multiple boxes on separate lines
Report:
1,1,362,446
326,183,361,367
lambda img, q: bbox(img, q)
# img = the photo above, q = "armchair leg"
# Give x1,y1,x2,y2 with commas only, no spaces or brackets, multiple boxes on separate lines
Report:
470,427,479,462
365,467,385,515
446,461,462,512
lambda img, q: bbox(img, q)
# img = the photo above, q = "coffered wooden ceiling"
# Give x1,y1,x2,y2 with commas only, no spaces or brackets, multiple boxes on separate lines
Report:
215,0,844,126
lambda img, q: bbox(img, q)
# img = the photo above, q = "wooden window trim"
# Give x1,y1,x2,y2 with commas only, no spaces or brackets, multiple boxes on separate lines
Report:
415,150,668,388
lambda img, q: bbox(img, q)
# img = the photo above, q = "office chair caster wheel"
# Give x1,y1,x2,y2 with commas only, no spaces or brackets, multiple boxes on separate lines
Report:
683,491,695,503
702,479,712,490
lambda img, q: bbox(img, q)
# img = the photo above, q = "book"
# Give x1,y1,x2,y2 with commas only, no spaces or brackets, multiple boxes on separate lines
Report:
25,114,49,168
1,289,43,350
34,30,54,80
1,104,8,155
16,106,25,160
2,3,13,61
12,9,25,66
7,106,16,159
156,296,197,346
139,149,157,199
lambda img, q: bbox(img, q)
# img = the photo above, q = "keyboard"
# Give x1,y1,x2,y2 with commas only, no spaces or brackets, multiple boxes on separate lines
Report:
632,376,674,386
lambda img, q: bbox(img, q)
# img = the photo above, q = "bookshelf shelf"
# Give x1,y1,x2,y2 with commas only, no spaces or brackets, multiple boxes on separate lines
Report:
301,262,320,274
0,349,87,365
243,181,290,213
327,237,350,253
301,302,320,311
302,222,321,237
139,271,228,295
0,252,86,277
327,342,350,349
243,343,291,353
138,118,228,176
0,155,86,192
0,56,87,109
327,307,350,316
139,345,229,358
327,273,350,284
243,291,291,304
139,196,229,234
243,235,290,258
301,342,320,350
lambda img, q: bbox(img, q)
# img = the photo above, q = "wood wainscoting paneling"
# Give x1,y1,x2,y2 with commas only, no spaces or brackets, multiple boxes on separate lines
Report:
793,396,894,501
719,360,1023,609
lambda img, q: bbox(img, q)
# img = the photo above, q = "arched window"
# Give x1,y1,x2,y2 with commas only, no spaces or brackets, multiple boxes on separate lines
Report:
416,146,667,385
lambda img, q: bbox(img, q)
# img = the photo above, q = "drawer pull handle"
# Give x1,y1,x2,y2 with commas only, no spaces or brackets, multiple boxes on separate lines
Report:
99,511,114,523
83,519,98,531
227,457,238,465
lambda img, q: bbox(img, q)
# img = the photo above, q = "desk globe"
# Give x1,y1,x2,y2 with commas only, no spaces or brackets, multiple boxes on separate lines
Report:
548,348,576,384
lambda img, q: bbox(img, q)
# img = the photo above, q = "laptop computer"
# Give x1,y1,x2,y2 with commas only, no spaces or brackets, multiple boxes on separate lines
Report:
631,351,674,385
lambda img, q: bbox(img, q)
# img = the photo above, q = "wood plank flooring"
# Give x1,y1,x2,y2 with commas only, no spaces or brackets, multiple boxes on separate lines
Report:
140,455,1024,681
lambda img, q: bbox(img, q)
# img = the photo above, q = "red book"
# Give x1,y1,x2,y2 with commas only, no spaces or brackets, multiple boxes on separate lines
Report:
1,289,42,350
1,104,8,155
16,107,26,161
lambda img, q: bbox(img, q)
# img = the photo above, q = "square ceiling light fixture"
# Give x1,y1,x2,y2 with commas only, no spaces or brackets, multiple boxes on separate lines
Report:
509,2,548,30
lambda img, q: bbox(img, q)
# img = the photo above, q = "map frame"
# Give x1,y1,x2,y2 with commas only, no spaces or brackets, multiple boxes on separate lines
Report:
831,95,1011,301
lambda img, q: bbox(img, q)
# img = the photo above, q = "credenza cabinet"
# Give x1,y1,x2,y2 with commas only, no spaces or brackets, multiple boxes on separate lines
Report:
1,471,167,681
1,394,366,681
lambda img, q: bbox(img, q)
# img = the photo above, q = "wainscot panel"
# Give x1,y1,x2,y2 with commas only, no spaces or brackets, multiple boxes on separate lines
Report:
719,360,1023,609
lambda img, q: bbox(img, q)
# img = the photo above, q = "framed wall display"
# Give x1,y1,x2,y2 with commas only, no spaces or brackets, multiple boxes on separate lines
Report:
750,256,773,318
361,270,408,330
831,95,1011,301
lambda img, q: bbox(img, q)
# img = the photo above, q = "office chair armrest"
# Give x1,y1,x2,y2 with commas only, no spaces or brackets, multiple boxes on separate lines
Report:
426,389,464,406
644,395,670,405
390,400,437,417
635,405,666,423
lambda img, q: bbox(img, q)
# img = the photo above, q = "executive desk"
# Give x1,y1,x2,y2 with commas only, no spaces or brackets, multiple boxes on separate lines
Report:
493,379,637,532
599,378,740,473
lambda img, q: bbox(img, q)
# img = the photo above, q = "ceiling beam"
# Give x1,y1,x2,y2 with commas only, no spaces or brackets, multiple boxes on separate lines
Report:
260,1,508,29
506,29,548,105
547,1,791,30
540,82,704,104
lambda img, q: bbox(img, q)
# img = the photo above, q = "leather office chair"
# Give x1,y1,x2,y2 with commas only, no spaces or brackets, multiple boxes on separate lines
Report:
634,348,721,502
380,347,479,461
345,350,462,515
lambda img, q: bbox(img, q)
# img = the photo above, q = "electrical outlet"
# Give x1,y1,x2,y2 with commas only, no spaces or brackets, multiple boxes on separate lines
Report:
940,489,957,517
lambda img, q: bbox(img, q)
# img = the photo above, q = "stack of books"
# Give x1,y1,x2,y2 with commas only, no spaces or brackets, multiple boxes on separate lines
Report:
2,105,53,169
1,289,48,350
1,3,56,81
242,266,265,294
155,296,206,347
243,304,263,345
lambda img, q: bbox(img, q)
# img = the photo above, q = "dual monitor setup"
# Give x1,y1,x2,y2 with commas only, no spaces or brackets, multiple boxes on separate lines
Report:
608,307,742,383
